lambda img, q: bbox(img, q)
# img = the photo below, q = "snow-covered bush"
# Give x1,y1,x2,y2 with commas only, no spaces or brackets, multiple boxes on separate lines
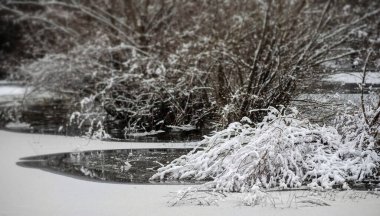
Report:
151,107,380,192
3,1,380,137
21,35,111,95
336,92,380,148
0,0,380,138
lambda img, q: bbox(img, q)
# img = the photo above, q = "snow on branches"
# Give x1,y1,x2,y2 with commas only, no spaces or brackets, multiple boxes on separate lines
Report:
151,107,379,192
4,1,380,135
336,92,380,149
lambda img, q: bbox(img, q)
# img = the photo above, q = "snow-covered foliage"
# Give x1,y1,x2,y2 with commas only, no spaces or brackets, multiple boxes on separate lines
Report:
3,1,380,137
21,35,111,95
151,107,380,192
336,92,380,148
1,1,379,141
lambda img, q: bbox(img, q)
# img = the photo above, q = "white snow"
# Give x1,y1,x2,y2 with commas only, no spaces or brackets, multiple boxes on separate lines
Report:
0,130,379,216
323,72,380,84
0,86,27,96
0,84,63,106
0,80,24,85
5,122,31,130
296,93,367,104
0,85,28,105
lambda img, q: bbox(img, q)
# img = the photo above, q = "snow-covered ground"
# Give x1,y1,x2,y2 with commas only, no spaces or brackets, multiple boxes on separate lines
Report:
0,130,379,216
322,72,380,84
0,83,62,106
0,85,28,106
0,86,27,96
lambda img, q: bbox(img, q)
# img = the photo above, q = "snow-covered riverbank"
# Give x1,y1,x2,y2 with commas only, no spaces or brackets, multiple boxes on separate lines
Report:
0,130,379,216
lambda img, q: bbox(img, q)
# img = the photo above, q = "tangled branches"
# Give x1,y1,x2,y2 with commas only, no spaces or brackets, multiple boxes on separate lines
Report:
1,0,379,136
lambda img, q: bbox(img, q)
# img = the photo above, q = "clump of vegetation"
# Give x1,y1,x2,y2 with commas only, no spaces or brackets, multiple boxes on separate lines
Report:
1,0,379,137
151,106,379,191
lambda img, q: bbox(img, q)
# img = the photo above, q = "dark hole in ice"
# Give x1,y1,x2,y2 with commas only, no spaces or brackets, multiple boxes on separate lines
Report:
17,148,199,184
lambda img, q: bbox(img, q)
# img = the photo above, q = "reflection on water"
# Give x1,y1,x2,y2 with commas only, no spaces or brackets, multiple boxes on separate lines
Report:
17,148,194,184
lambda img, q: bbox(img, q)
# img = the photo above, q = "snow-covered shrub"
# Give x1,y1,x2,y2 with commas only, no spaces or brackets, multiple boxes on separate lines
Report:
336,92,380,148
0,105,21,127
151,107,380,192
4,0,380,138
21,34,111,95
